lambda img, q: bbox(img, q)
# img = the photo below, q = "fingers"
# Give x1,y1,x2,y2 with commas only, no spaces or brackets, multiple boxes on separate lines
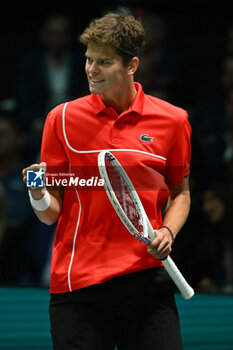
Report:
22,162,47,199
40,162,47,171
147,229,172,260
22,162,47,183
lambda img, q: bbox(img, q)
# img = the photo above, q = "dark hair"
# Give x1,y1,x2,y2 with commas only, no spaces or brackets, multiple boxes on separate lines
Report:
79,12,146,65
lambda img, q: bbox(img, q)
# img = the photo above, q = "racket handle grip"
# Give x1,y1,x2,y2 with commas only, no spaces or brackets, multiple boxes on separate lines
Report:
147,223,194,299
162,256,194,299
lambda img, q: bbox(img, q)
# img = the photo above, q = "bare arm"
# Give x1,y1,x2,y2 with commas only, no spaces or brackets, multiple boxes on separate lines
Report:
22,162,64,225
147,175,191,259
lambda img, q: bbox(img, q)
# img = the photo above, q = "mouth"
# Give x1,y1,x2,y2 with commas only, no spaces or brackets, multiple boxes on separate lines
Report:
89,78,105,86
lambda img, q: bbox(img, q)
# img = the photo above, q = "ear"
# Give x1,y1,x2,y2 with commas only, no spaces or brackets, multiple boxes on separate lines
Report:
128,57,139,75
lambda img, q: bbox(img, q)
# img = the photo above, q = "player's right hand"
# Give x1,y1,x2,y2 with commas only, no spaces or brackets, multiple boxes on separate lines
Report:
22,162,47,199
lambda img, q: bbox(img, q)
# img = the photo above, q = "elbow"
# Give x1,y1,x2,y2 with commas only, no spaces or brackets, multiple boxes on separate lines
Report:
36,212,59,226
42,218,58,226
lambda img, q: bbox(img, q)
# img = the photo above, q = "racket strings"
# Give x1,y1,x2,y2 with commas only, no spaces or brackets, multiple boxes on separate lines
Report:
105,158,144,236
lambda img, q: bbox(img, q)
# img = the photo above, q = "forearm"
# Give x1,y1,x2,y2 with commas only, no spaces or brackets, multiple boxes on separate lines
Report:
22,163,63,225
29,188,63,225
161,189,191,238
147,176,191,259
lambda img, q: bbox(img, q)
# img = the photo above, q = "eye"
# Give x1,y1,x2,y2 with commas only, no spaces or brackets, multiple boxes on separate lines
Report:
100,60,111,66
86,57,93,64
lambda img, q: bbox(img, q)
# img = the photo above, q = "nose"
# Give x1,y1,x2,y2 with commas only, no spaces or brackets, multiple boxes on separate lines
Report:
88,61,100,77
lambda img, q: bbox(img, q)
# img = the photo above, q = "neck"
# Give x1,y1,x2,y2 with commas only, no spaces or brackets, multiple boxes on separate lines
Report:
101,81,137,115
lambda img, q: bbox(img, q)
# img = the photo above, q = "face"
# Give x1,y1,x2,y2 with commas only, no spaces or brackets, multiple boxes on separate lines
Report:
85,43,131,96
42,17,71,55
202,190,225,224
0,119,22,157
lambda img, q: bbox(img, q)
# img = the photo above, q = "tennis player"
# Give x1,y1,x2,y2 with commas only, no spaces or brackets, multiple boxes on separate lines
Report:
22,12,191,350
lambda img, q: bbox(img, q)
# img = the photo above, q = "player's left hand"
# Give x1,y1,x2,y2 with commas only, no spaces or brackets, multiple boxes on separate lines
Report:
147,228,173,260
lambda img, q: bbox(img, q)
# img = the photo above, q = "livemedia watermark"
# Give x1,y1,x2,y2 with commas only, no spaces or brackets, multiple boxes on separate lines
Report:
26,169,104,188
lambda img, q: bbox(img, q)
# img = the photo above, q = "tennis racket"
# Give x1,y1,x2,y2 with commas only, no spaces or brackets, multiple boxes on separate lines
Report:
98,150,194,300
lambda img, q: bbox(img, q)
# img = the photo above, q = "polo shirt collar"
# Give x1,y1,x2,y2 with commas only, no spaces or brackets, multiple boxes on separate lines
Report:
90,82,145,116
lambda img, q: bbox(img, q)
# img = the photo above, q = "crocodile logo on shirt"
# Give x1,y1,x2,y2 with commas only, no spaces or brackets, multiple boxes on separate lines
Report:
140,134,154,143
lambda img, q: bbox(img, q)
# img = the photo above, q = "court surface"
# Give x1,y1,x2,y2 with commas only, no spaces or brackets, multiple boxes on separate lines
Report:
0,287,232,349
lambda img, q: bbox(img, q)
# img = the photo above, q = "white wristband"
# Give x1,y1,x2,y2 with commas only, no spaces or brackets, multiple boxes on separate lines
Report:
28,189,51,211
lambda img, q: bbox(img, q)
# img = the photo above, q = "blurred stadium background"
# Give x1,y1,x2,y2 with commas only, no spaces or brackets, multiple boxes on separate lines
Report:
0,1,233,348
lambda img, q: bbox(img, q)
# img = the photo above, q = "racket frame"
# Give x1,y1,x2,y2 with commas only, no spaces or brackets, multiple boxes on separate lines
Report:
98,151,152,244
98,150,194,300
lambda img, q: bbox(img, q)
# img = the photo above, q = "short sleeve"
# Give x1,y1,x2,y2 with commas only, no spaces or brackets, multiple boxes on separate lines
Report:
40,106,69,174
166,112,192,185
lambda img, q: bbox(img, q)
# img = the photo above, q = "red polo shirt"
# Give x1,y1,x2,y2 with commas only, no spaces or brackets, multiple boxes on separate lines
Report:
41,82,191,293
